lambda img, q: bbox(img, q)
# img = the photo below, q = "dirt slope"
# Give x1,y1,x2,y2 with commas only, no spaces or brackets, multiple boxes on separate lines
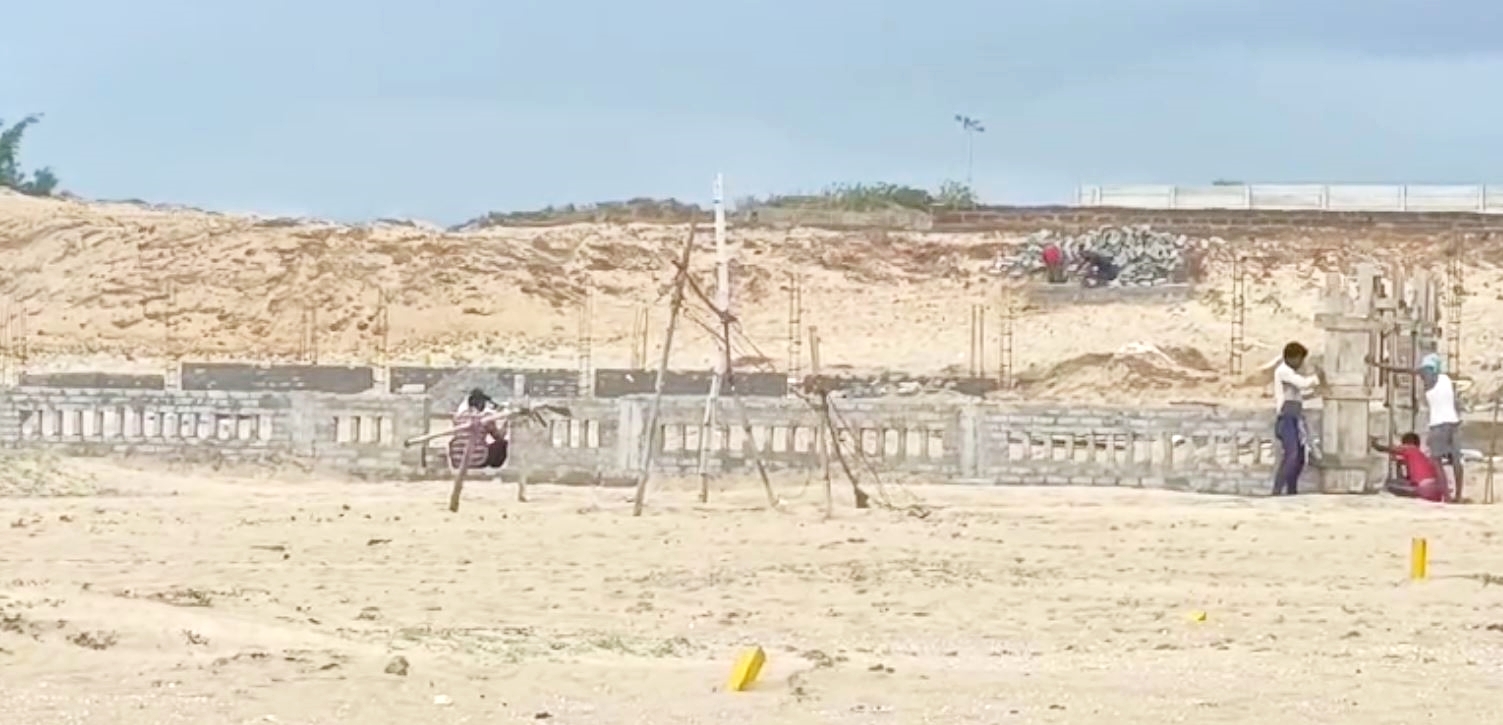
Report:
6,190,1503,404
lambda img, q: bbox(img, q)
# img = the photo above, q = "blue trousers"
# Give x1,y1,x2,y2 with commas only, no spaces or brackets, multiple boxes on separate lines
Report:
1274,412,1305,495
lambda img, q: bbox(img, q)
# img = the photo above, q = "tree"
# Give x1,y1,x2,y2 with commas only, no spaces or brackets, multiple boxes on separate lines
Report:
935,180,978,209
0,114,61,196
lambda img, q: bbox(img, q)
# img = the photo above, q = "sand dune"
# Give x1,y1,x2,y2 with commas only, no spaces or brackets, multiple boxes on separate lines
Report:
1,460,1500,723
8,190,1503,404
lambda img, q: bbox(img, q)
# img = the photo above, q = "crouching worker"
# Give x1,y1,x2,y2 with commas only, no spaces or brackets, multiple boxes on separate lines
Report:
1077,250,1120,288
1042,243,1067,284
449,388,510,470
1371,433,1446,503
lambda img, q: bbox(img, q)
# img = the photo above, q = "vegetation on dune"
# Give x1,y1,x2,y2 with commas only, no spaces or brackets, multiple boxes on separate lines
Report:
454,180,980,230
0,114,60,197
745,180,977,212
452,197,708,230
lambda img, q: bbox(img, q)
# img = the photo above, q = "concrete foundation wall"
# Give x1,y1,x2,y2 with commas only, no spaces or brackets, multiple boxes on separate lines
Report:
0,387,1336,496
1026,283,1196,307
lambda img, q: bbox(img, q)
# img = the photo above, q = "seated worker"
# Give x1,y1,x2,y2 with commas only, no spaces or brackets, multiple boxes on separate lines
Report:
449,388,510,470
1041,244,1067,284
1077,250,1120,288
1371,433,1445,502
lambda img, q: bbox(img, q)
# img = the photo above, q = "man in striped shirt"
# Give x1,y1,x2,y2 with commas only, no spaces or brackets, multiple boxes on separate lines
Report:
448,388,509,471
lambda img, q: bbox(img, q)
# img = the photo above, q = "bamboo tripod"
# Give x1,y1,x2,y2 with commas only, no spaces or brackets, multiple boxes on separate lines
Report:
631,225,779,516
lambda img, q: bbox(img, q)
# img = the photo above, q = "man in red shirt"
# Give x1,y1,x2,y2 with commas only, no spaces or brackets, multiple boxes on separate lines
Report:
1372,433,1445,502
1041,244,1066,284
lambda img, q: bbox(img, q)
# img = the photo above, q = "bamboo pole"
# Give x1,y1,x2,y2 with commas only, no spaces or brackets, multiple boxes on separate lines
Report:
1487,396,1499,505
809,325,832,518
717,301,779,510
404,409,512,447
448,429,474,512
694,371,720,503
632,225,697,516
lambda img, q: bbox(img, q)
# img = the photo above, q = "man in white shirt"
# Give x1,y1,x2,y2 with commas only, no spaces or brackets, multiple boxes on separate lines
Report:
1272,342,1320,495
1369,352,1463,502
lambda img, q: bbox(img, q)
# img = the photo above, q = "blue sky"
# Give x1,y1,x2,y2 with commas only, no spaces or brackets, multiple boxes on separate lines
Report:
3,0,1501,223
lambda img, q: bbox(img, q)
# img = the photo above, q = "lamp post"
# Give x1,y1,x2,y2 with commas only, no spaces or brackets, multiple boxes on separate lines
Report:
953,114,985,187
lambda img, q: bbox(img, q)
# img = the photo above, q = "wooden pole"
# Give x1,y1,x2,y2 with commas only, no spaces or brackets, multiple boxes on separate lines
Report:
809,325,832,518
694,370,721,503
448,431,474,513
821,401,871,509
713,303,778,510
1487,395,1499,505
404,408,512,447
632,225,697,516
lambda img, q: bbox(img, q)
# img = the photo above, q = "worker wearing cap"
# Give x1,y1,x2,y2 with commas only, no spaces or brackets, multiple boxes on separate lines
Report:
1368,352,1463,501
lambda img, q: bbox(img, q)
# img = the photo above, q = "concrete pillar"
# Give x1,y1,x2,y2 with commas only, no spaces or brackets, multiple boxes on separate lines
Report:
958,405,981,478
616,398,644,472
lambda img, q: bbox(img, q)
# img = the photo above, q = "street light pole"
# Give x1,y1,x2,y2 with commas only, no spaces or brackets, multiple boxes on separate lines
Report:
953,114,985,187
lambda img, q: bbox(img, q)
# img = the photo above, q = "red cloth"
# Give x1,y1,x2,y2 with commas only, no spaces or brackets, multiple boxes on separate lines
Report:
1416,479,1447,503
1391,445,1442,501
1041,245,1062,266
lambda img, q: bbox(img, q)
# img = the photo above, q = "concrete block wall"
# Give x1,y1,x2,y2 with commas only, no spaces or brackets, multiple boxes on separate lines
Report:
609,398,1293,495
0,388,298,466
182,363,375,394
1026,283,1196,307
308,393,429,475
0,387,1331,495
613,397,957,477
966,405,1300,495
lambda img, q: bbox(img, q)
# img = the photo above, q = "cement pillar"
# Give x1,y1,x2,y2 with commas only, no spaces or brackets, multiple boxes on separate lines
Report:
957,405,981,478
616,398,644,472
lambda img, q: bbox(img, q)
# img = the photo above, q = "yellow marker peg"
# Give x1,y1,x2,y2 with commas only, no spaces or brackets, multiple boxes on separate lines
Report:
1187,610,1207,622
1411,537,1428,580
726,646,766,692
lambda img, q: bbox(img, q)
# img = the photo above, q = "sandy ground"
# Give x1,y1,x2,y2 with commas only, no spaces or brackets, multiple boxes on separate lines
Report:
10,190,1503,403
4,460,1503,724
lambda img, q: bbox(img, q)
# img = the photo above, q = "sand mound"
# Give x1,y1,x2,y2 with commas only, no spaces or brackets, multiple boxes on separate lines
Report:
1022,343,1220,397
11,190,1503,403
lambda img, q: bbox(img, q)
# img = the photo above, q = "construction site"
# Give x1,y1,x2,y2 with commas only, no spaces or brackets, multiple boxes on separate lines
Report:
5,186,1503,724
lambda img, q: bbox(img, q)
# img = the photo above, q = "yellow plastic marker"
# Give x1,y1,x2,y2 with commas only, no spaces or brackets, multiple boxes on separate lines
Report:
1187,610,1207,622
726,646,766,692
1411,537,1428,580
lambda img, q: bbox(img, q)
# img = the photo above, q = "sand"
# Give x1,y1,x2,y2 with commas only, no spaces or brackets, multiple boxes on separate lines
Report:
11,190,1503,404
3,461,1502,724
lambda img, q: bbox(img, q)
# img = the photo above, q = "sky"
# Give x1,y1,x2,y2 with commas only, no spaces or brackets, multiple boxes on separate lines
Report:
3,0,1502,224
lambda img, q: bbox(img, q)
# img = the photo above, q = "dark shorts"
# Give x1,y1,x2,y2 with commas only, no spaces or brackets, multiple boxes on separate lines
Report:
1427,423,1460,460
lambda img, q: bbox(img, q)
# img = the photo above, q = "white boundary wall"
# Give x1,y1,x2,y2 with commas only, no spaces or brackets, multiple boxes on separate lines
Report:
1076,184,1503,214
